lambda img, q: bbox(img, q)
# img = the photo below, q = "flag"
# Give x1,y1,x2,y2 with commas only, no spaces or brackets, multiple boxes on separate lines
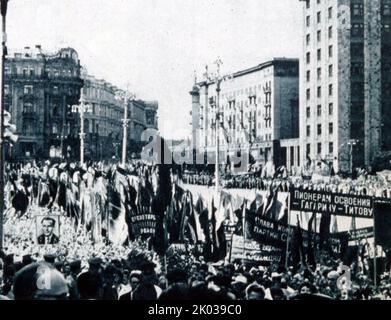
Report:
199,196,211,259
307,212,317,268
374,201,391,249
210,196,227,262
179,191,198,243
165,185,185,243
263,184,280,221
106,170,130,245
290,220,304,268
193,195,207,242
319,213,331,250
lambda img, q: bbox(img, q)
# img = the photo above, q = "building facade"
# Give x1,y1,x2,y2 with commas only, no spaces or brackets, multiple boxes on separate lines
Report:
4,46,83,161
191,58,300,170
81,71,159,160
300,0,391,172
81,72,123,160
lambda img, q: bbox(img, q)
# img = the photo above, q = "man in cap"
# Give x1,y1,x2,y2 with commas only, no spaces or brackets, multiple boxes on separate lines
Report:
88,257,103,275
13,262,69,300
77,270,103,300
134,261,162,300
159,268,190,300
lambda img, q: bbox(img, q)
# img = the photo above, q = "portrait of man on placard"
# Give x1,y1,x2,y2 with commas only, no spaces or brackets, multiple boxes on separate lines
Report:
36,216,60,245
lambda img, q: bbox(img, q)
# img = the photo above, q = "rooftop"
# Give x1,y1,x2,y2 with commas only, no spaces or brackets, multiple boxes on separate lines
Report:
197,57,299,86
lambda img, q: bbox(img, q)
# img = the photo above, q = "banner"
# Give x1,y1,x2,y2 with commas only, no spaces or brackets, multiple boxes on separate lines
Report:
290,188,374,218
245,212,348,260
347,227,374,241
230,235,283,265
129,211,156,238
245,215,292,248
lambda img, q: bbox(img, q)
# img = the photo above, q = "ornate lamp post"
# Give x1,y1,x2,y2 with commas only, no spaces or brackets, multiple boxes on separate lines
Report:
115,90,135,166
71,91,92,165
205,58,232,192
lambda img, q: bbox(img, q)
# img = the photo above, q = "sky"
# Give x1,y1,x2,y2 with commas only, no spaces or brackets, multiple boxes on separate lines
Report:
6,0,302,140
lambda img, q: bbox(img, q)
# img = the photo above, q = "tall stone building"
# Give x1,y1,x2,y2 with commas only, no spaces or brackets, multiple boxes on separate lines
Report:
300,0,391,172
4,46,83,161
191,58,300,170
81,71,159,160
81,72,123,160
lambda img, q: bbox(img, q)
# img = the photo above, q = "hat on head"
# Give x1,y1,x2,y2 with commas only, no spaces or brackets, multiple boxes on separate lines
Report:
69,260,81,271
43,254,56,264
22,254,35,266
88,257,103,268
140,261,156,274
167,269,188,284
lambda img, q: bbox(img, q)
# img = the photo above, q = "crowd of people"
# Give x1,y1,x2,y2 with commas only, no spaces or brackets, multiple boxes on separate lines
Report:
182,167,391,198
0,159,391,300
1,216,390,301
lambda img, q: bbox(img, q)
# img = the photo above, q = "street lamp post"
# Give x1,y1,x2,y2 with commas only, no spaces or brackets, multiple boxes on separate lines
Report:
72,92,91,165
0,0,9,250
115,90,135,167
206,58,232,192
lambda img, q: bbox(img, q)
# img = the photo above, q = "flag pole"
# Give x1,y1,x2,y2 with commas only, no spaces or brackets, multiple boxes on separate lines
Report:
242,199,247,266
285,192,291,270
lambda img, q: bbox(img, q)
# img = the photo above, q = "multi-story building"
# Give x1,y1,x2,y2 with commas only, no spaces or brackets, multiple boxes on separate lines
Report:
81,71,159,160
81,71,123,160
300,0,391,172
4,45,159,162
191,58,300,170
4,46,83,161
129,100,158,143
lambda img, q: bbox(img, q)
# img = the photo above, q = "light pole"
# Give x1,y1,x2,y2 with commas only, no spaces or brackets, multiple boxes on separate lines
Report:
0,0,8,250
72,91,92,165
115,90,135,166
206,58,232,192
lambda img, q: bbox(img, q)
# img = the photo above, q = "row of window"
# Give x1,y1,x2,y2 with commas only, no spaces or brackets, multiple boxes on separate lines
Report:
305,0,325,8
306,27,333,47
306,7,333,27
306,84,333,100
5,67,78,78
220,82,272,101
306,123,334,137
306,46,333,64
306,103,333,118
306,142,334,156
306,45,333,65
4,85,76,96
305,2,391,17
306,65,334,82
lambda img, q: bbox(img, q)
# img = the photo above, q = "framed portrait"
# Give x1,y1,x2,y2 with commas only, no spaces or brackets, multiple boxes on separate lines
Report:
35,215,61,245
